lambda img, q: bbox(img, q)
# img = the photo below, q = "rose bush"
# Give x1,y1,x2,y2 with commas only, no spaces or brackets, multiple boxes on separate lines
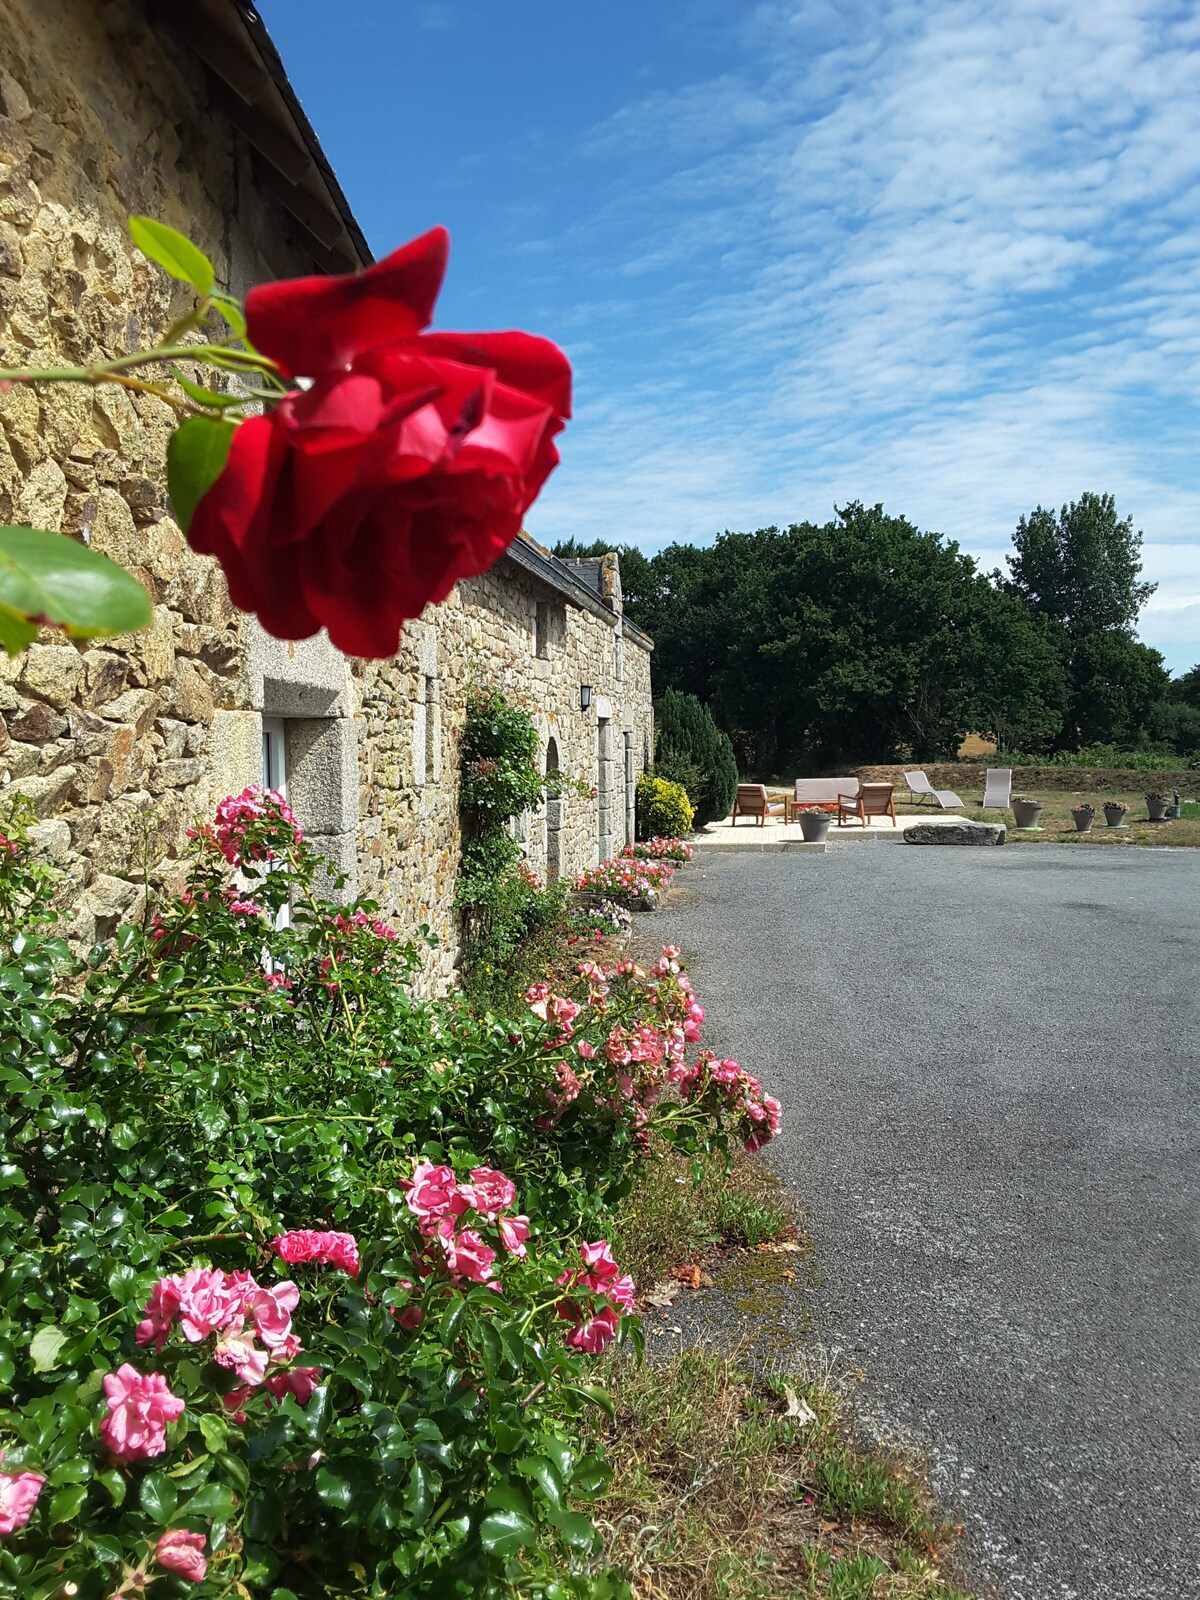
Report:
575,858,674,906
0,1164,634,1597
0,793,779,1594
620,838,694,864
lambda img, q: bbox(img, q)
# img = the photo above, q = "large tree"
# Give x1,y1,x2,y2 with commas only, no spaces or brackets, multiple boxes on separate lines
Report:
1002,493,1172,750
1004,492,1155,636
621,505,1064,775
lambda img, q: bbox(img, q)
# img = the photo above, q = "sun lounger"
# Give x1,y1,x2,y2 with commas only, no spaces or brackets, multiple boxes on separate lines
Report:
904,770,964,809
982,767,1012,809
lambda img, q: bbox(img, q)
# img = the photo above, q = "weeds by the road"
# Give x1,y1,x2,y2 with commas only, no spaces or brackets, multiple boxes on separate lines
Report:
606,1151,976,1599
594,1347,972,1600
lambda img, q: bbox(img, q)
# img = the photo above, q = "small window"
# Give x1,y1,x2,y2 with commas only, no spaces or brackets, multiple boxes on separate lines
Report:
424,675,437,780
535,601,551,659
261,717,291,931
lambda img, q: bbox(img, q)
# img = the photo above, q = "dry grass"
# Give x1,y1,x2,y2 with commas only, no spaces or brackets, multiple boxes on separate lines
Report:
592,1347,973,1600
613,1143,795,1291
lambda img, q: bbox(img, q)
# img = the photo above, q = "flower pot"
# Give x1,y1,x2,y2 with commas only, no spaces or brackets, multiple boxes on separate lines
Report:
1012,799,1043,829
1145,795,1169,822
1072,810,1094,833
798,812,831,843
1103,805,1127,828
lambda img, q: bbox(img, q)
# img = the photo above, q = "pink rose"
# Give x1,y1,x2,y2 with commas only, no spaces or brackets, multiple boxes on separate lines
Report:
459,1166,516,1217
272,1229,360,1277
498,1215,531,1258
135,1277,182,1351
156,1529,207,1583
0,1459,44,1536
402,1162,465,1233
213,1324,269,1387
443,1226,499,1287
245,1281,299,1350
578,1240,620,1282
174,1267,245,1342
563,1305,619,1354
394,1279,424,1330
100,1365,185,1461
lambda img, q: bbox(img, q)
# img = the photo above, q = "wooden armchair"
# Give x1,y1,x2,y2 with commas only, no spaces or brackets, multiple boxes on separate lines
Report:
731,784,786,827
837,782,896,827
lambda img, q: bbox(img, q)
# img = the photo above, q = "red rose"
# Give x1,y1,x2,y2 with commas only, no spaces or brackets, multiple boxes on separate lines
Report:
187,228,571,658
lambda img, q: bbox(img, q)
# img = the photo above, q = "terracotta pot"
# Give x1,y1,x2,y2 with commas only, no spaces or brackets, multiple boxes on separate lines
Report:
1012,799,1043,829
798,812,831,842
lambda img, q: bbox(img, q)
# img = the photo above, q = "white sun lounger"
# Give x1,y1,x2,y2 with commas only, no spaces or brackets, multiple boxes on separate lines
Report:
904,771,964,810
982,767,1013,809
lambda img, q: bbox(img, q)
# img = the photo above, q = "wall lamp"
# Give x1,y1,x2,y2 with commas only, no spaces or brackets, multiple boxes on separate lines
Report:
580,684,592,713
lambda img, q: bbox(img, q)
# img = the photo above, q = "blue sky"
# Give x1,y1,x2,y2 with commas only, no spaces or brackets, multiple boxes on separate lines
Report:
258,0,1200,672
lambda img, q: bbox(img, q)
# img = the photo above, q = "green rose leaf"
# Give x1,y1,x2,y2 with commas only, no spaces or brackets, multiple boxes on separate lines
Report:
29,1323,68,1373
516,1454,563,1510
167,417,236,534
47,1482,88,1526
170,368,245,410
315,1467,353,1511
140,1471,178,1523
0,528,152,656
129,216,215,297
478,1508,536,1557
549,1509,599,1552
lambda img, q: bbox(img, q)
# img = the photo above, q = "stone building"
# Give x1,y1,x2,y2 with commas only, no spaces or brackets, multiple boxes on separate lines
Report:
0,0,653,991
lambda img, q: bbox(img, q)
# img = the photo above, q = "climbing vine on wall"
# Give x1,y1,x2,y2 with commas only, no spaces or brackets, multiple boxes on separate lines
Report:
455,686,579,1004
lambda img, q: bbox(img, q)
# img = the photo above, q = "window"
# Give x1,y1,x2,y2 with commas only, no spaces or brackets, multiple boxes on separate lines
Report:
535,601,550,659
261,717,291,931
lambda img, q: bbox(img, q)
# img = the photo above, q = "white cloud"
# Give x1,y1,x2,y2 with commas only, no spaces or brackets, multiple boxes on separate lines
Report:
527,0,1200,669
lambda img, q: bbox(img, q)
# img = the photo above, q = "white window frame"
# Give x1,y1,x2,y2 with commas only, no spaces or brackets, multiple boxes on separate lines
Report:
261,717,291,931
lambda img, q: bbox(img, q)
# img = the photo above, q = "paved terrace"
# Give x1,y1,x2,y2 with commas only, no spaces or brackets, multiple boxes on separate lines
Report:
701,810,972,850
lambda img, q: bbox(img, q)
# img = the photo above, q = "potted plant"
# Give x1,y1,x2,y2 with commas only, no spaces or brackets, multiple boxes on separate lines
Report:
1103,800,1128,828
1071,802,1095,833
1145,791,1170,822
1012,795,1043,829
797,807,832,843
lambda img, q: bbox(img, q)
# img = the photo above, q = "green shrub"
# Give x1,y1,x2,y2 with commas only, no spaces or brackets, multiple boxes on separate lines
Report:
636,774,694,838
654,688,738,825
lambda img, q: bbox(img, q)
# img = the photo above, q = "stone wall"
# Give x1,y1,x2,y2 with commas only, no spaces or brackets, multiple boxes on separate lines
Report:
0,0,330,943
0,0,655,990
354,563,653,994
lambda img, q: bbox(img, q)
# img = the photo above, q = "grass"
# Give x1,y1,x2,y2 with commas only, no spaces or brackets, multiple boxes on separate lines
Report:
592,1348,973,1600
612,1142,796,1288
955,787,1200,847
601,1151,975,1599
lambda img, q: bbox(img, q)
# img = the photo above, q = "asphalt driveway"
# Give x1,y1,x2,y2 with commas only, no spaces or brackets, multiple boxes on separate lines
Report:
657,842,1199,1600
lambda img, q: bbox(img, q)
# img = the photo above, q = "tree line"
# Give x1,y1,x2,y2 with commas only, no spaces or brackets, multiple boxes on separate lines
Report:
557,493,1199,777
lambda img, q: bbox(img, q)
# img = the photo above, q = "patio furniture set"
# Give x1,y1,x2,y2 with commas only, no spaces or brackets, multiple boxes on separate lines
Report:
730,767,1016,834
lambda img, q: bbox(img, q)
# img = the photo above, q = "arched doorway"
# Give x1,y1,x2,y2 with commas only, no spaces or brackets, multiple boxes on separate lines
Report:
544,737,562,881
